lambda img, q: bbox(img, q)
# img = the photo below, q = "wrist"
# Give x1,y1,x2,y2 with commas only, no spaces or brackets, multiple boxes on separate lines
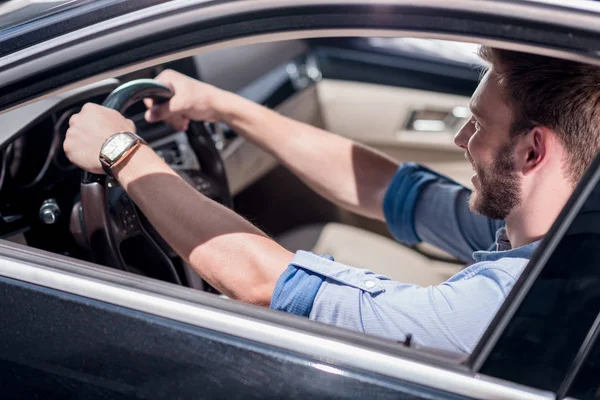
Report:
111,143,147,179
209,87,233,122
112,145,175,190
210,88,258,125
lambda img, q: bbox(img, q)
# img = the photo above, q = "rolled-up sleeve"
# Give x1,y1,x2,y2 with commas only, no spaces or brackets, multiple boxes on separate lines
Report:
383,163,504,262
272,250,524,354
383,163,440,246
270,252,385,316
270,254,331,317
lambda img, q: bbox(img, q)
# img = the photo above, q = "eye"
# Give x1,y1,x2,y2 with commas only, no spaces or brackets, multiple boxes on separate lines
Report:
470,118,482,132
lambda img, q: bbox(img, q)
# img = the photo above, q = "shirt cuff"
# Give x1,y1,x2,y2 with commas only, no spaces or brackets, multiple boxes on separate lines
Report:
270,251,387,317
383,162,448,246
269,253,331,317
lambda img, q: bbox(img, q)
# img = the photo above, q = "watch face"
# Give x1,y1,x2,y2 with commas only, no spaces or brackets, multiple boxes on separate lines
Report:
102,133,135,162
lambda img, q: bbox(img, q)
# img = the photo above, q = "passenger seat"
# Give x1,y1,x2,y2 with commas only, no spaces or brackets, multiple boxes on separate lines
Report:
276,222,464,287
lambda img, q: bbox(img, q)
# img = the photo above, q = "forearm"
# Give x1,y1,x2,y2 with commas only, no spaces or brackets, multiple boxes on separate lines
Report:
214,91,399,220
114,145,293,305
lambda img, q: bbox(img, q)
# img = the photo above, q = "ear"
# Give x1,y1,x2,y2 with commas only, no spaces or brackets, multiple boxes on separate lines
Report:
517,126,553,176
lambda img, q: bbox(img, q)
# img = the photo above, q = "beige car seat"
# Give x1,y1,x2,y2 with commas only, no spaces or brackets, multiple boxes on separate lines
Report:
277,222,464,287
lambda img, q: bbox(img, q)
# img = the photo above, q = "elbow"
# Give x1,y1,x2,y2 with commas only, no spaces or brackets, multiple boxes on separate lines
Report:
188,239,292,308
243,283,275,307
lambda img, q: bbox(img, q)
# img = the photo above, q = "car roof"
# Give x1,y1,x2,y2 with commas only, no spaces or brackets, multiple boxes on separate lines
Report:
1,0,600,59
526,0,600,13
0,0,75,30
0,0,171,57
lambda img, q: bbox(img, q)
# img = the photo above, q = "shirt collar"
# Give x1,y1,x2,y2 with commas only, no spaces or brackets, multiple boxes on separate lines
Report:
473,227,541,262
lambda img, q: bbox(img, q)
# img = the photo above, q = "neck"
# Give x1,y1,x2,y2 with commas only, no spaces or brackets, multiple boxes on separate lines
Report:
504,182,572,249
504,213,546,249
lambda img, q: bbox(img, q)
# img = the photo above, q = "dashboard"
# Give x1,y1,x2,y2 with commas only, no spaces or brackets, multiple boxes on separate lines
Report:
0,39,309,260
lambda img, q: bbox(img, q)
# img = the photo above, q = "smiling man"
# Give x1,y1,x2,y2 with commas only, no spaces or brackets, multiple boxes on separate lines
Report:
64,46,600,354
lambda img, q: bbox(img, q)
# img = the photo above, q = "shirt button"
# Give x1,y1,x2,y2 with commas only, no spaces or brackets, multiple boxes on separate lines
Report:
364,280,375,288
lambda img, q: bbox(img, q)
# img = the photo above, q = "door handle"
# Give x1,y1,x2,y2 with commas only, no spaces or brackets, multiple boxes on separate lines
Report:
404,106,469,132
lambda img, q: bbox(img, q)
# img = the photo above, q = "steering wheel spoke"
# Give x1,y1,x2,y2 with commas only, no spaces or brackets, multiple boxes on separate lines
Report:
107,183,142,244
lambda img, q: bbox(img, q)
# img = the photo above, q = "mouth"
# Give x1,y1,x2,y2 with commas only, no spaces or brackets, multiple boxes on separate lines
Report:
465,151,474,164
465,152,479,186
465,153,476,169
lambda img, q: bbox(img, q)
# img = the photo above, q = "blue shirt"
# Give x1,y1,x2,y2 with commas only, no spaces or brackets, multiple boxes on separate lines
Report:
270,163,540,354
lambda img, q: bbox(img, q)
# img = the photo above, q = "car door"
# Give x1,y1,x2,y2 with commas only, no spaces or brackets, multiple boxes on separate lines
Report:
0,233,555,400
0,245,454,399
5,148,600,400
312,37,477,188
3,150,600,399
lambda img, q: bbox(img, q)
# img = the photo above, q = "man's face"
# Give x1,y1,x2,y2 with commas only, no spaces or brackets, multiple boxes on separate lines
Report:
454,71,522,220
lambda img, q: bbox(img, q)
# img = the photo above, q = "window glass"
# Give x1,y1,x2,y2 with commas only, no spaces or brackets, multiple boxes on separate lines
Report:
479,161,600,394
565,319,600,399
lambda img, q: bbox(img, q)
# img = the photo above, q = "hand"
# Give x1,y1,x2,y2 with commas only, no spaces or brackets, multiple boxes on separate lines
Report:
144,69,224,131
64,103,136,174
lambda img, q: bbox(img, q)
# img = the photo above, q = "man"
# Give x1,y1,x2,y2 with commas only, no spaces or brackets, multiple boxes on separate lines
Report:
64,46,600,354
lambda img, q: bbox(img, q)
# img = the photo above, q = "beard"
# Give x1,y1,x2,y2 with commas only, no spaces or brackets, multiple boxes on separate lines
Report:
467,141,522,220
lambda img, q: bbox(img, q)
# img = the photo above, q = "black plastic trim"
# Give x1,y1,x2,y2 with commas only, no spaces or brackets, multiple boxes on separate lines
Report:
0,0,173,58
315,45,479,96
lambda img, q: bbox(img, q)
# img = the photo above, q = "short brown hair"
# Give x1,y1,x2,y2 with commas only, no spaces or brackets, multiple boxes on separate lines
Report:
478,46,600,184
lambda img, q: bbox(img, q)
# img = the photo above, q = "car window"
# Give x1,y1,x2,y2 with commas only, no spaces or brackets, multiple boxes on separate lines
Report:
474,154,600,395
563,317,600,399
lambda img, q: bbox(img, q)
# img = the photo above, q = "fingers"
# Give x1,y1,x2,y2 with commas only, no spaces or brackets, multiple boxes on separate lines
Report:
144,105,189,131
143,97,155,111
164,114,190,131
144,69,196,130
145,102,171,123
154,69,180,85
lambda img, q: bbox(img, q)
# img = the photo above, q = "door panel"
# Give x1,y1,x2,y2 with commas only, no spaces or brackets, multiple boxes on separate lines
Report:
0,275,467,399
317,79,473,187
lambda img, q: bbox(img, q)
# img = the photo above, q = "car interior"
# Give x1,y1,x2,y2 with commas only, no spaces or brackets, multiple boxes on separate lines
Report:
0,36,480,293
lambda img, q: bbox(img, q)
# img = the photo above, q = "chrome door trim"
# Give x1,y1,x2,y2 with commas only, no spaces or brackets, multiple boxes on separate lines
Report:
0,254,553,400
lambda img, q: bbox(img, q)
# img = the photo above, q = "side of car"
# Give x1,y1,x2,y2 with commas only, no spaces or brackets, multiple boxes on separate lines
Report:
1,1,600,399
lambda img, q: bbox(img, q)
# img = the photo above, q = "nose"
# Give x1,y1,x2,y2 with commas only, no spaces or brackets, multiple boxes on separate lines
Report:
454,118,474,150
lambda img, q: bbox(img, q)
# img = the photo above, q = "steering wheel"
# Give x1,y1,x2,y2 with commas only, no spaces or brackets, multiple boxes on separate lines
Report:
78,79,231,287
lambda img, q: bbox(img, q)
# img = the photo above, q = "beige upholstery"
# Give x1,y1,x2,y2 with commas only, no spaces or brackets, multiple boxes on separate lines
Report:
277,223,464,287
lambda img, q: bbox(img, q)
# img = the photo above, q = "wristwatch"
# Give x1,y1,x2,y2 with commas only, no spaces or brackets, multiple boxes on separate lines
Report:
99,131,147,177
